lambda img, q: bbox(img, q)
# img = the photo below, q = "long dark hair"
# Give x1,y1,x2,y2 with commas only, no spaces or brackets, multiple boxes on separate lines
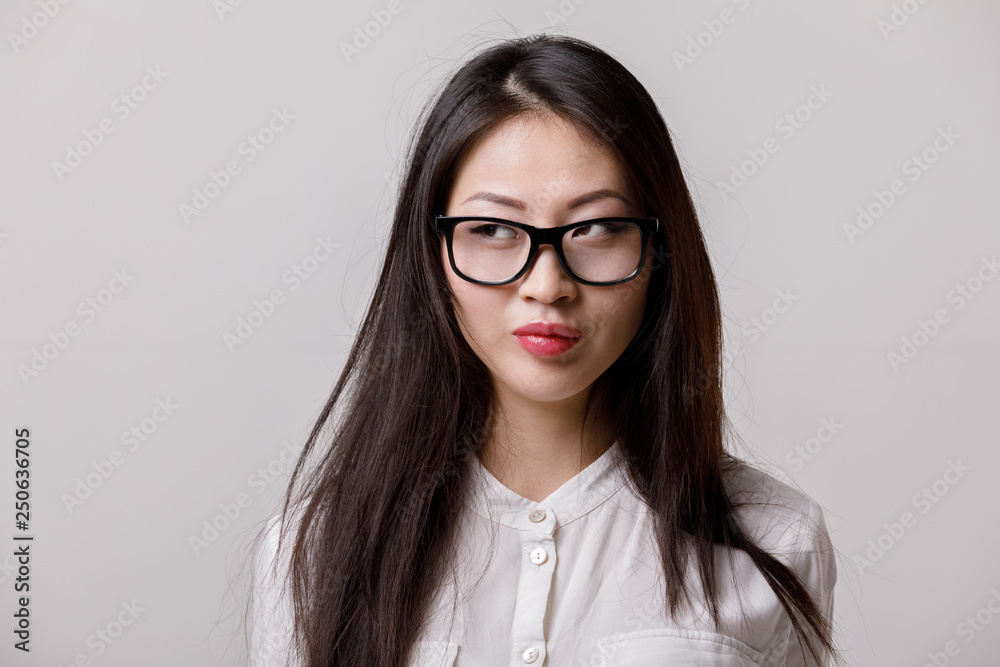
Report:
265,33,839,666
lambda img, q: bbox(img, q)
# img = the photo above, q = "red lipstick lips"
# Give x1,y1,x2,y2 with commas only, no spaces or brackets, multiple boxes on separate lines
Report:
513,321,582,357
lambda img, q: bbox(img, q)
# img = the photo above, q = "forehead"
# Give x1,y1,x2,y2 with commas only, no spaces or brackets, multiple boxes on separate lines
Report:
447,113,633,215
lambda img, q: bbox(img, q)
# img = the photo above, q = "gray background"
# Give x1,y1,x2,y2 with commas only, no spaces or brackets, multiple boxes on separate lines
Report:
2,0,998,665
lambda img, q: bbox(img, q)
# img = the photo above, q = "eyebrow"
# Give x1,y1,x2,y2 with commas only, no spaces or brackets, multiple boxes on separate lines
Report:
460,188,633,211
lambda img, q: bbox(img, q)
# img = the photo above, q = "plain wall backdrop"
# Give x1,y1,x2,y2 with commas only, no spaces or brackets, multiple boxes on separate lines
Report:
2,1,998,665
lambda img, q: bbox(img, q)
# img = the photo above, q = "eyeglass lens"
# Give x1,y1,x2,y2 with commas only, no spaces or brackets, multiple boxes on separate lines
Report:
451,220,643,283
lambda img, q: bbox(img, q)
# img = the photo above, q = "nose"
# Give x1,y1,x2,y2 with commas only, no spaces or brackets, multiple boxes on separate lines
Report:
517,243,577,302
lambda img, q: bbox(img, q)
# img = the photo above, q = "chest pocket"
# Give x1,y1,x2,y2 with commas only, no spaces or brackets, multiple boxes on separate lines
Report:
407,640,458,667
597,628,765,666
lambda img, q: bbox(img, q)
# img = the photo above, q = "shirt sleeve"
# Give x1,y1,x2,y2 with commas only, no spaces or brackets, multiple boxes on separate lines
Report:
776,497,837,667
250,513,300,667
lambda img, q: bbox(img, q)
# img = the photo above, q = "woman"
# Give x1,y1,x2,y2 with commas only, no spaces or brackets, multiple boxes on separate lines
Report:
250,33,840,667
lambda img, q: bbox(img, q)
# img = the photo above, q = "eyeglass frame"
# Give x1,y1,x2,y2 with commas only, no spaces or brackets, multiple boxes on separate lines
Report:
435,214,661,286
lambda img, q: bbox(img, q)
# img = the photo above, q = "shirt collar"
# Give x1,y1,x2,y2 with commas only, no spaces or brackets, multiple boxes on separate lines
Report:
467,439,628,529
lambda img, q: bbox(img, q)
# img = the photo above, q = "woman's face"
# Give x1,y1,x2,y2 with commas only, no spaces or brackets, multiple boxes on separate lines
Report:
441,112,654,408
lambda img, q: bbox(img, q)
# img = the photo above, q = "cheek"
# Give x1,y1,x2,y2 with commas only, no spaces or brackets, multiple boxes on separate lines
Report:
441,263,491,344
439,236,452,283
626,241,656,314
621,286,649,326
441,237,467,308
451,283,494,333
594,268,651,327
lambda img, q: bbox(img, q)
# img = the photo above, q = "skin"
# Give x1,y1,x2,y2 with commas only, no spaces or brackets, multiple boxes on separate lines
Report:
440,111,655,502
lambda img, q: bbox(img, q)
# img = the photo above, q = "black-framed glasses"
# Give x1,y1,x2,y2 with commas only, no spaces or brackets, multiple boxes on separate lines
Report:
436,215,660,286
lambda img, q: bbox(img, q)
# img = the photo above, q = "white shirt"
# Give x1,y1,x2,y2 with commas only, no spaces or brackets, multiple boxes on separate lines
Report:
252,440,836,667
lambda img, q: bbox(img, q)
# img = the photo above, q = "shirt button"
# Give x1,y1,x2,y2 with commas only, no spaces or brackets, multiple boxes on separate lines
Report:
529,547,547,565
528,509,546,523
522,647,539,663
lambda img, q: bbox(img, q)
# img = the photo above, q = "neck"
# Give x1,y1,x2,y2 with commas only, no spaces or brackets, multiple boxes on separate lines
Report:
478,385,611,503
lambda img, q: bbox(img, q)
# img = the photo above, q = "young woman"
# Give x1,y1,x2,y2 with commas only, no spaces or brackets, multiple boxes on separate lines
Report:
250,33,840,667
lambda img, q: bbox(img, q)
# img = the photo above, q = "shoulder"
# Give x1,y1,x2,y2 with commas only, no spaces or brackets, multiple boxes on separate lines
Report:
254,506,302,583
251,507,306,667
722,460,837,593
721,462,838,663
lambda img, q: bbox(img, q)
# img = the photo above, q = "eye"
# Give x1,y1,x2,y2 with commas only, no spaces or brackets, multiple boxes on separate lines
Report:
572,221,626,238
469,223,519,240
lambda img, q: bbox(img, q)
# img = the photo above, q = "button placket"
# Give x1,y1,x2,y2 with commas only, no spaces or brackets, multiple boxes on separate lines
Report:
508,504,557,667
